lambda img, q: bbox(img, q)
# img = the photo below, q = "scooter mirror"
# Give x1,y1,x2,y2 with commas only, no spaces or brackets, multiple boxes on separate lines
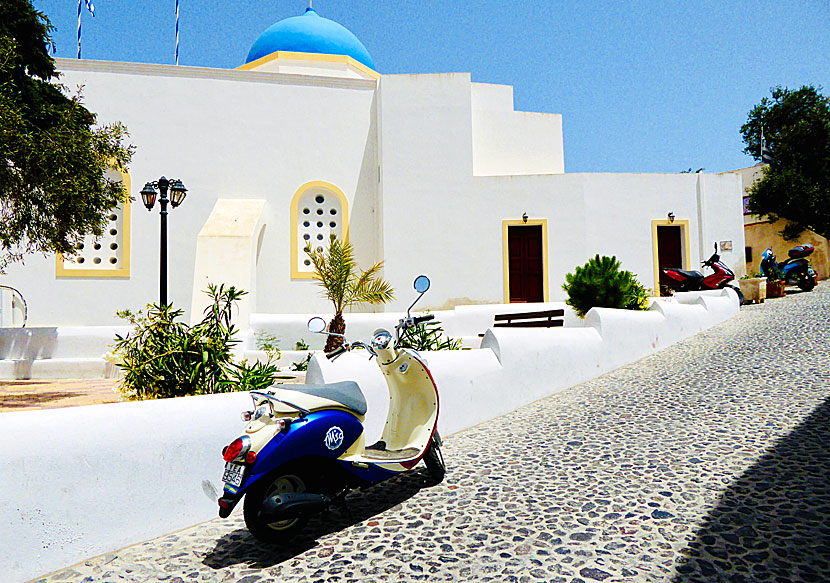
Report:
307,317,327,334
413,275,430,293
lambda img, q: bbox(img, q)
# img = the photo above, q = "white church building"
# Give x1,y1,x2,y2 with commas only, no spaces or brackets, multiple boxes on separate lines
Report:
1,7,745,330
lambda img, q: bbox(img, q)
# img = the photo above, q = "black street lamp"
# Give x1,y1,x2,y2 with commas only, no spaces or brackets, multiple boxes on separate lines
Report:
140,176,188,306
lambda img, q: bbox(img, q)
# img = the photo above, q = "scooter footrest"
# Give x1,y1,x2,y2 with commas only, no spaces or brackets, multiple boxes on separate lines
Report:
362,447,420,461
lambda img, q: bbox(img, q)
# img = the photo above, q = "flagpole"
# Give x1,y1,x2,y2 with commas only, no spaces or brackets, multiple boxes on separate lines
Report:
760,125,764,159
175,0,180,65
77,0,82,59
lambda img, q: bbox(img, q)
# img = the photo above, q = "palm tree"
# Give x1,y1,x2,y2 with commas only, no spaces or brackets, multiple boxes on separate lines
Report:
305,235,394,352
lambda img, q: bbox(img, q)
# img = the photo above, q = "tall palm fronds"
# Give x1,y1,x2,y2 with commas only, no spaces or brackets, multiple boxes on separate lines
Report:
305,235,394,351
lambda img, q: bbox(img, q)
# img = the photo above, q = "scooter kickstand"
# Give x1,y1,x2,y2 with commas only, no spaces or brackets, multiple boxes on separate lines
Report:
332,488,354,521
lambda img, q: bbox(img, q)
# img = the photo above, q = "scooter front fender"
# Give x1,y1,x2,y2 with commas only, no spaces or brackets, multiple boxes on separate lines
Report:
241,409,364,494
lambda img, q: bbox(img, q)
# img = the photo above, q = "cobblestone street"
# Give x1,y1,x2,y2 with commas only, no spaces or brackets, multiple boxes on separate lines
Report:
35,283,830,583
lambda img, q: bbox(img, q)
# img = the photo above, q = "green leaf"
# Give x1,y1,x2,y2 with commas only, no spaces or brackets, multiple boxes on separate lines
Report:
304,235,394,342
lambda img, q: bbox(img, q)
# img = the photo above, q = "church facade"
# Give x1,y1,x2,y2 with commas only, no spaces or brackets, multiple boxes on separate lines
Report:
1,8,745,327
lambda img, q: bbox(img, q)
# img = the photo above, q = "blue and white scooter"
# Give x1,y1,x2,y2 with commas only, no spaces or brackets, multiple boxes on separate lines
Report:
218,275,445,542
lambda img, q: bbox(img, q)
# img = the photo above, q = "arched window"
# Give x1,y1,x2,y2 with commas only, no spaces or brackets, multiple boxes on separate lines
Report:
56,167,131,278
290,181,349,278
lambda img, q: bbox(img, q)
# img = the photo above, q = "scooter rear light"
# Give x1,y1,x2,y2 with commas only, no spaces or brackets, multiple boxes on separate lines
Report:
222,436,251,463
245,450,257,464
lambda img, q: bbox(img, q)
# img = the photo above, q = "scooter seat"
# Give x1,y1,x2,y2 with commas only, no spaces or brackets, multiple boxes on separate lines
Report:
278,381,367,416
671,269,704,280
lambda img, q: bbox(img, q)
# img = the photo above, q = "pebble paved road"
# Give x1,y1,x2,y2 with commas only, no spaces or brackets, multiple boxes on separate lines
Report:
35,283,830,583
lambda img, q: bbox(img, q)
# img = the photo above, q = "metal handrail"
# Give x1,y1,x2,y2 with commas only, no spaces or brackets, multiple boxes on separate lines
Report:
0,285,27,328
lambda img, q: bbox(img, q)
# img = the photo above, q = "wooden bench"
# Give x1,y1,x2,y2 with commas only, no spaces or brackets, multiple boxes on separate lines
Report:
493,309,564,328
479,309,565,336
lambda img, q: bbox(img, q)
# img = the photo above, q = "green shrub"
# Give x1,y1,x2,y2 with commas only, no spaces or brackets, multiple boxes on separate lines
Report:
290,339,312,371
114,284,278,400
254,331,281,360
398,315,462,351
562,255,650,318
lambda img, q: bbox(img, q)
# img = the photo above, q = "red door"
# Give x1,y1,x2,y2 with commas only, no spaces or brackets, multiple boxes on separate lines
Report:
508,225,544,303
657,225,683,295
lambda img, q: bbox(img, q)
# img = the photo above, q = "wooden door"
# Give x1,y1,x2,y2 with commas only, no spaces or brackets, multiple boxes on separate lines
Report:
657,225,683,295
508,225,544,303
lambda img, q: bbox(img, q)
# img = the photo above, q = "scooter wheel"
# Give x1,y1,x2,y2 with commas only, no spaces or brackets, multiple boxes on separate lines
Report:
244,471,310,543
726,284,744,306
423,440,446,482
797,273,816,291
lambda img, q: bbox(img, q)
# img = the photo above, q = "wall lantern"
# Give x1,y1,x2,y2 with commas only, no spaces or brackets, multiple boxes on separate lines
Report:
522,212,528,224
667,212,675,224
140,175,189,306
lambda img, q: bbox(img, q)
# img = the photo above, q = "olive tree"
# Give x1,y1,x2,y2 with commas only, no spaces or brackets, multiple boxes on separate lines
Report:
0,0,133,272
740,85,830,240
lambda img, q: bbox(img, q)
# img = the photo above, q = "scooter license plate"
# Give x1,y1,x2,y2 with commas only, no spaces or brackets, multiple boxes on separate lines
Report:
222,462,245,487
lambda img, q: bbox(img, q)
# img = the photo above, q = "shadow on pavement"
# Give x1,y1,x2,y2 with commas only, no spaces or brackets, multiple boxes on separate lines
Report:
672,396,830,583
203,468,438,570
0,391,75,407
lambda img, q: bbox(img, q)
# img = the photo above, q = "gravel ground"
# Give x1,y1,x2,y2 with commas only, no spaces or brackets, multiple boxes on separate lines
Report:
34,283,830,583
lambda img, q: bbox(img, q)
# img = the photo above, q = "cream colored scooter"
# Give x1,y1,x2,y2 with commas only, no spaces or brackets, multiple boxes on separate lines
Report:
217,275,444,543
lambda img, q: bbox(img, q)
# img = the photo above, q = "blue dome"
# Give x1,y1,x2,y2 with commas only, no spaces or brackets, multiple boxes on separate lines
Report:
245,8,375,70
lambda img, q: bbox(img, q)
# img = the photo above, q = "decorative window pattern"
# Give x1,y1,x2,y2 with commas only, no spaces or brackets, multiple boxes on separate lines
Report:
56,167,131,278
290,181,349,278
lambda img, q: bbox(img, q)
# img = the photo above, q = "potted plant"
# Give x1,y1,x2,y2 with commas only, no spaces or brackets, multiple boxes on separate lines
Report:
761,262,787,298
766,277,786,298
738,274,767,304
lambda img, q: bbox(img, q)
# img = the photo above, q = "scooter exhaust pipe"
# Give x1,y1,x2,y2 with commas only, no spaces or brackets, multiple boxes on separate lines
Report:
258,492,332,522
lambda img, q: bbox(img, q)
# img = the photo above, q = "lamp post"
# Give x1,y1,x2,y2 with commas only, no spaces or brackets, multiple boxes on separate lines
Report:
140,176,188,306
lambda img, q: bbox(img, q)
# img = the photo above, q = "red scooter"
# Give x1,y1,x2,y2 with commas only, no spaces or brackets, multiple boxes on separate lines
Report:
662,243,743,305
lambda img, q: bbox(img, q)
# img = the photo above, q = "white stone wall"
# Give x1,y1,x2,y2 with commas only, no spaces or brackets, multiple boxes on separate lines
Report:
0,290,738,582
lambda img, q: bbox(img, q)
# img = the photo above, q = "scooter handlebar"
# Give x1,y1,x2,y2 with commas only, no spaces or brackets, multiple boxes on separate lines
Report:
326,345,348,360
412,314,435,326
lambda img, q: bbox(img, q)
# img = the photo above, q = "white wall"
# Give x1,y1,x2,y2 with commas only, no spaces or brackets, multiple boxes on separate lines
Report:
0,60,379,327
246,300,573,352
0,290,737,583
380,170,745,309
311,290,739,436
378,73,480,309
0,391,250,582
471,83,564,176
696,171,746,271
1,61,744,330
579,172,745,293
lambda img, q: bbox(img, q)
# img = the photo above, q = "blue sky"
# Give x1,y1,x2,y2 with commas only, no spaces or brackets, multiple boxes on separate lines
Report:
34,0,830,174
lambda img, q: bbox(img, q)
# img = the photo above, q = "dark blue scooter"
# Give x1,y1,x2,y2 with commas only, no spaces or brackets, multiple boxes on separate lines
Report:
760,244,817,291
